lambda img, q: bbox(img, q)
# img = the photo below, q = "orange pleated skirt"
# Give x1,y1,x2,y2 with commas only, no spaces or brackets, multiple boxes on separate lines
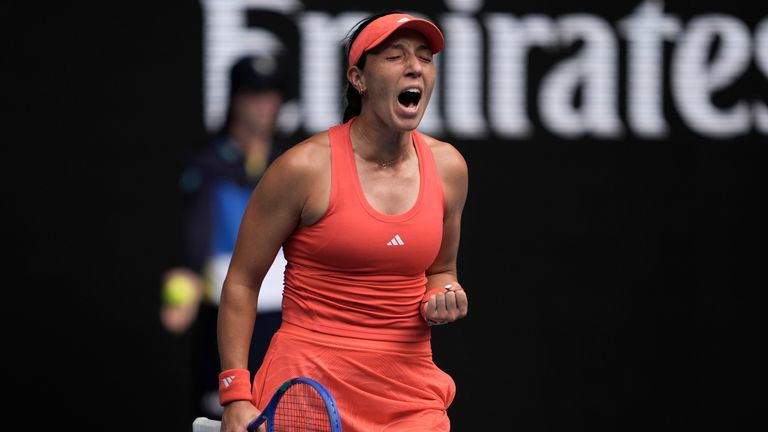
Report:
251,322,455,431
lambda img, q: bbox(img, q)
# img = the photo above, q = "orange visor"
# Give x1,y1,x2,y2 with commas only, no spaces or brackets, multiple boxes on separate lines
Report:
348,13,444,67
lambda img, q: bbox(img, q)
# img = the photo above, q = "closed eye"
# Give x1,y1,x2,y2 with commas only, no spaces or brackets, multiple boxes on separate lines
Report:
417,47,433,63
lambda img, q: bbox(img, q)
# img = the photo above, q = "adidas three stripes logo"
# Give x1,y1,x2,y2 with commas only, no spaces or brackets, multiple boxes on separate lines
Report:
221,376,236,388
387,234,405,246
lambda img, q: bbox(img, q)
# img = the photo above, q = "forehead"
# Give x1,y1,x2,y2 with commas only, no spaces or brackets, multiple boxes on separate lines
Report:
375,28,431,50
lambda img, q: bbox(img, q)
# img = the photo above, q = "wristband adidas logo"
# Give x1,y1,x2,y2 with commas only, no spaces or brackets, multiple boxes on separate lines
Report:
221,375,236,388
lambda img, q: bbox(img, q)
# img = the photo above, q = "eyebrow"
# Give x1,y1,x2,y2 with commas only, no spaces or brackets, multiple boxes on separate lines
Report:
382,42,431,52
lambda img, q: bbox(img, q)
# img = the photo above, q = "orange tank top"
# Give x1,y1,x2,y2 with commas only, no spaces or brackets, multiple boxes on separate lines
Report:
281,119,445,342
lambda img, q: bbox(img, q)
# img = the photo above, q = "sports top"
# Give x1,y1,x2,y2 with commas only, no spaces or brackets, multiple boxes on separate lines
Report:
281,118,445,342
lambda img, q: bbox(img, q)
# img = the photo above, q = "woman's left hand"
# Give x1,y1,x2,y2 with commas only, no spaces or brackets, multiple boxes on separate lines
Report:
423,282,468,325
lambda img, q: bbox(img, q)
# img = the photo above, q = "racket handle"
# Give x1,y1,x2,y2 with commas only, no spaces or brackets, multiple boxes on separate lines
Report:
192,417,222,432
247,414,267,432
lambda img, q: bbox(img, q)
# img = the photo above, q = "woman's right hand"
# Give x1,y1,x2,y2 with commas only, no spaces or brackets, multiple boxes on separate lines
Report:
221,400,263,432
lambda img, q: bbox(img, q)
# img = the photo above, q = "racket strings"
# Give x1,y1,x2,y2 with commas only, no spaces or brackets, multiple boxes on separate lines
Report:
271,382,333,432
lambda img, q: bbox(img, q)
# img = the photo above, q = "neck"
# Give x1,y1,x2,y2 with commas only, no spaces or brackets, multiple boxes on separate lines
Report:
350,116,412,168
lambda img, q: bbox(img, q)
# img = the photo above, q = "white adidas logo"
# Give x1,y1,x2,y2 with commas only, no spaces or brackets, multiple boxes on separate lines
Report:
221,376,236,388
387,234,405,246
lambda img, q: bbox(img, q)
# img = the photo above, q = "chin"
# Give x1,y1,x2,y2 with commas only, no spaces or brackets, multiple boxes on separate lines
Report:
399,120,421,131
391,111,425,131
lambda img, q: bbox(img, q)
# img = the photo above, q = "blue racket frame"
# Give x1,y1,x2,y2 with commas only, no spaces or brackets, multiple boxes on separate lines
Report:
247,377,342,432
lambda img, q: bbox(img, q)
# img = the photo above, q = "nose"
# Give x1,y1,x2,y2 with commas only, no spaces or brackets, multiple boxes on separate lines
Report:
405,53,423,77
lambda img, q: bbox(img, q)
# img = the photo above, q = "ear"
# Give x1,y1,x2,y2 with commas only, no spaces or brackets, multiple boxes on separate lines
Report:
347,65,365,94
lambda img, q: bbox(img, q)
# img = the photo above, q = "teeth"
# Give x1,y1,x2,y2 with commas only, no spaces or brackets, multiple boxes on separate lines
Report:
405,88,421,94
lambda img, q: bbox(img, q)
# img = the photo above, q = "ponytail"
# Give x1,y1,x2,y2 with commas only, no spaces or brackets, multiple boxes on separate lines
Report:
342,84,362,123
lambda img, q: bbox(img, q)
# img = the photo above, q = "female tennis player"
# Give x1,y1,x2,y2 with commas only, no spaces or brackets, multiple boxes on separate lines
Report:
217,11,469,432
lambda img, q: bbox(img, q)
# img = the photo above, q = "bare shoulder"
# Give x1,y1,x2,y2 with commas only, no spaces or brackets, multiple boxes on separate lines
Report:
267,131,331,184
270,130,330,176
418,132,468,180
262,131,332,226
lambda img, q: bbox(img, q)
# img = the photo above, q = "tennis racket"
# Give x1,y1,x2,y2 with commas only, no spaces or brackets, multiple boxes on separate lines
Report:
247,377,342,432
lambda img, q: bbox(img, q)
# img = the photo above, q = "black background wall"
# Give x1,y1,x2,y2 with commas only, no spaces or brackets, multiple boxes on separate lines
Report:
6,1,764,431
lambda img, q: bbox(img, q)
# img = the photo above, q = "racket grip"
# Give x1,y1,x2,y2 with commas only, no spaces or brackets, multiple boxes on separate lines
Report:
247,414,267,432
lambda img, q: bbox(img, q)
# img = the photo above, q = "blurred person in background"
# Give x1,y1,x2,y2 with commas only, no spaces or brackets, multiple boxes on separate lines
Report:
160,51,296,419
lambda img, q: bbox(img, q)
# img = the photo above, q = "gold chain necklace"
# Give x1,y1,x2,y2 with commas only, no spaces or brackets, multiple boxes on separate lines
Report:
353,127,407,168
353,150,401,168
374,156,399,168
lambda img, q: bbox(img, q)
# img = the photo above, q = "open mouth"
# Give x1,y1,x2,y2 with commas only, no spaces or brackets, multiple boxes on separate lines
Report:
397,88,422,108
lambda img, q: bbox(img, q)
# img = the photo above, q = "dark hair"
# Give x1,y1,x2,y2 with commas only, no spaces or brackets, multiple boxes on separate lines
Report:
342,11,402,123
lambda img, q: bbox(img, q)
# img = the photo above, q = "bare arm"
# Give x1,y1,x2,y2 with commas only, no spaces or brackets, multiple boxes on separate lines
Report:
423,138,469,324
218,135,329,432
217,137,325,370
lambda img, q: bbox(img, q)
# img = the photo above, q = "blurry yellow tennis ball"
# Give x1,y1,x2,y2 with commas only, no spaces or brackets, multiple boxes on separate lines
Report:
163,274,197,307
245,153,267,178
